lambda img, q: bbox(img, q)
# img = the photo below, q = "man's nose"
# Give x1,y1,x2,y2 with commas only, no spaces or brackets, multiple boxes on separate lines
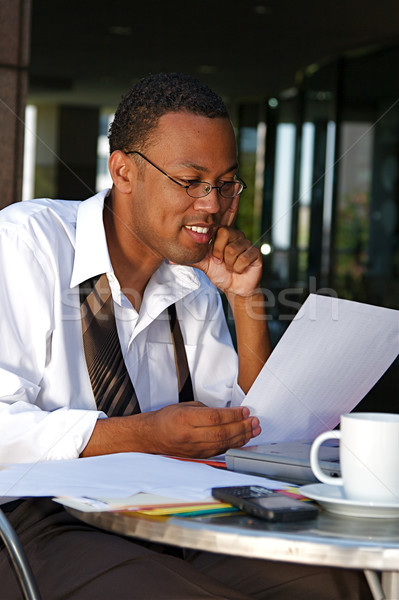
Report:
192,188,221,213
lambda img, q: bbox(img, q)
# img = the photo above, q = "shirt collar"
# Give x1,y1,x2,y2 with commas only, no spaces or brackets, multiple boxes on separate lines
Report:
143,261,201,309
70,189,112,288
126,262,202,340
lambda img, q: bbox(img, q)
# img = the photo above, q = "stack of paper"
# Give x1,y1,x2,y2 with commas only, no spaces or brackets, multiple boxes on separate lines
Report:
0,452,290,510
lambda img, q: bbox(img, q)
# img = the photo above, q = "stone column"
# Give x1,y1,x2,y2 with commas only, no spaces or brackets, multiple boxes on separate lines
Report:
0,0,31,208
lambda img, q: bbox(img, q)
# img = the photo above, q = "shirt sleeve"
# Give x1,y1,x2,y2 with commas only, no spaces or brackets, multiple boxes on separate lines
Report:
0,229,100,464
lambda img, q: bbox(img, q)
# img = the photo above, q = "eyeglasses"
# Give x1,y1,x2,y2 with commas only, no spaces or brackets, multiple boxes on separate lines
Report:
125,150,246,199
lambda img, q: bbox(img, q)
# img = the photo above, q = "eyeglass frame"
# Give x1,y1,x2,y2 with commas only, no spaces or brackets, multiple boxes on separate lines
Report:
125,150,247,199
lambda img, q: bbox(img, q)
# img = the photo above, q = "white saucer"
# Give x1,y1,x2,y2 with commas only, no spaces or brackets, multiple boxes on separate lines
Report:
299,483,399,519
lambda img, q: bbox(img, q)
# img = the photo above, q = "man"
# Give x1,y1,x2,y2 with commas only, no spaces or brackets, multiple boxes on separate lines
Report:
0,73,371,599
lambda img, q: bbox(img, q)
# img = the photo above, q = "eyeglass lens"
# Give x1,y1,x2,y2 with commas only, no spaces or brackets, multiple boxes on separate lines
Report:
187,181,243,199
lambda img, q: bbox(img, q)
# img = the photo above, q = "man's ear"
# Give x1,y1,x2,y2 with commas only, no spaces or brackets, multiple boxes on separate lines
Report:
108,150,135,193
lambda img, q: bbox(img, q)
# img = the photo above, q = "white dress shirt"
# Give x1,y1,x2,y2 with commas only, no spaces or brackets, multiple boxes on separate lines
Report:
0,190,243,463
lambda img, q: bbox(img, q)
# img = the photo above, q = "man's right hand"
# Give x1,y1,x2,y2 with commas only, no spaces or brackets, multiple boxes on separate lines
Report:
80,402,261,459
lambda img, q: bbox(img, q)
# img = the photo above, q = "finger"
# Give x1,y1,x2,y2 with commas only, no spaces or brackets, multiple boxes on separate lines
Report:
188,416,260,456
228,422,262,449
221,238,254,270
221,195,240,228
228,245,262,274
211,227,244,263
195,414,259,443
171,417,261,459
220,418,262,446
184,406,251,428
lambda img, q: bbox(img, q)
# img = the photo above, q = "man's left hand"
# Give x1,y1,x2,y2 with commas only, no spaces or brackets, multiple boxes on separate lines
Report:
194,227,262,297
193,194,262,297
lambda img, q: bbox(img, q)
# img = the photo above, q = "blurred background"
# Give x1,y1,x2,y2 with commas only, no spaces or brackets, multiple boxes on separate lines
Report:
1,0,398,408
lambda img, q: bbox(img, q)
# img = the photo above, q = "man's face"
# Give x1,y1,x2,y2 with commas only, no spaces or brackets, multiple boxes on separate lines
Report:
126,111,239,266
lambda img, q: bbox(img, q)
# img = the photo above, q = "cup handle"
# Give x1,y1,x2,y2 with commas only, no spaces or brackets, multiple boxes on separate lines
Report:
310,431,343,486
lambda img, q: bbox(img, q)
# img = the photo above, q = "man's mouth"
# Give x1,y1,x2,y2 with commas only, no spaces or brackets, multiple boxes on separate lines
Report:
185,225,210,234
183,224,213,244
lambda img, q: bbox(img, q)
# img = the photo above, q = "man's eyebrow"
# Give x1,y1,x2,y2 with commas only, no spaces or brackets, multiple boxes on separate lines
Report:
177,161,239,175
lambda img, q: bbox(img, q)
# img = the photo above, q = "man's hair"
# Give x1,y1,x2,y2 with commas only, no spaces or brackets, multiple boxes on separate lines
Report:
108,72,229,154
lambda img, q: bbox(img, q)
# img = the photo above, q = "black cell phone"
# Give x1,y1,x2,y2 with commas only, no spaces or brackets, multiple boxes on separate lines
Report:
211,485,318,523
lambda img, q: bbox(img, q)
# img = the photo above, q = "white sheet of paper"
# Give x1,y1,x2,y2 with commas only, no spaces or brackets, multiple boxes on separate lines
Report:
243,294,399,445
0,452,290,503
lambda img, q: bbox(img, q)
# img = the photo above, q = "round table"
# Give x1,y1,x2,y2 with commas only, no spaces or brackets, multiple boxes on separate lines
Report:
67,506,399,600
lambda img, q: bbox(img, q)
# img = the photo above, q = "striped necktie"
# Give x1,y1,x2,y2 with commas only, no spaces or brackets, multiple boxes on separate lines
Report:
80,274,193,416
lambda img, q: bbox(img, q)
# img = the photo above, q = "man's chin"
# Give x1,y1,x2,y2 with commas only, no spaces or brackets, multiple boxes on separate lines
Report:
167,248,208,267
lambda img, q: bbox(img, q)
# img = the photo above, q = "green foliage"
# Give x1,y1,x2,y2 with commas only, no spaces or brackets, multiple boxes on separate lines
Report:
236,154,256,242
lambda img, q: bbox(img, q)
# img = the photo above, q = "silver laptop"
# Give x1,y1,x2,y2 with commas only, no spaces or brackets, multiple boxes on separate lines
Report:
225,439,340,486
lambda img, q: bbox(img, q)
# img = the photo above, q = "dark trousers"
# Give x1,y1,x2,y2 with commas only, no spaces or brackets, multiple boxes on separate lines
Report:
0,499,373,600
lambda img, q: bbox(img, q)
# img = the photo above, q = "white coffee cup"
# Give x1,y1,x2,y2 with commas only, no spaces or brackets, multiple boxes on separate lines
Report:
310,413,399,503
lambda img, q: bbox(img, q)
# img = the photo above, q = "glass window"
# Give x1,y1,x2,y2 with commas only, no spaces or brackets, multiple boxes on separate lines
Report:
334,122,373,299
22,105,37,201
271,122,296,280
96,111,113,191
